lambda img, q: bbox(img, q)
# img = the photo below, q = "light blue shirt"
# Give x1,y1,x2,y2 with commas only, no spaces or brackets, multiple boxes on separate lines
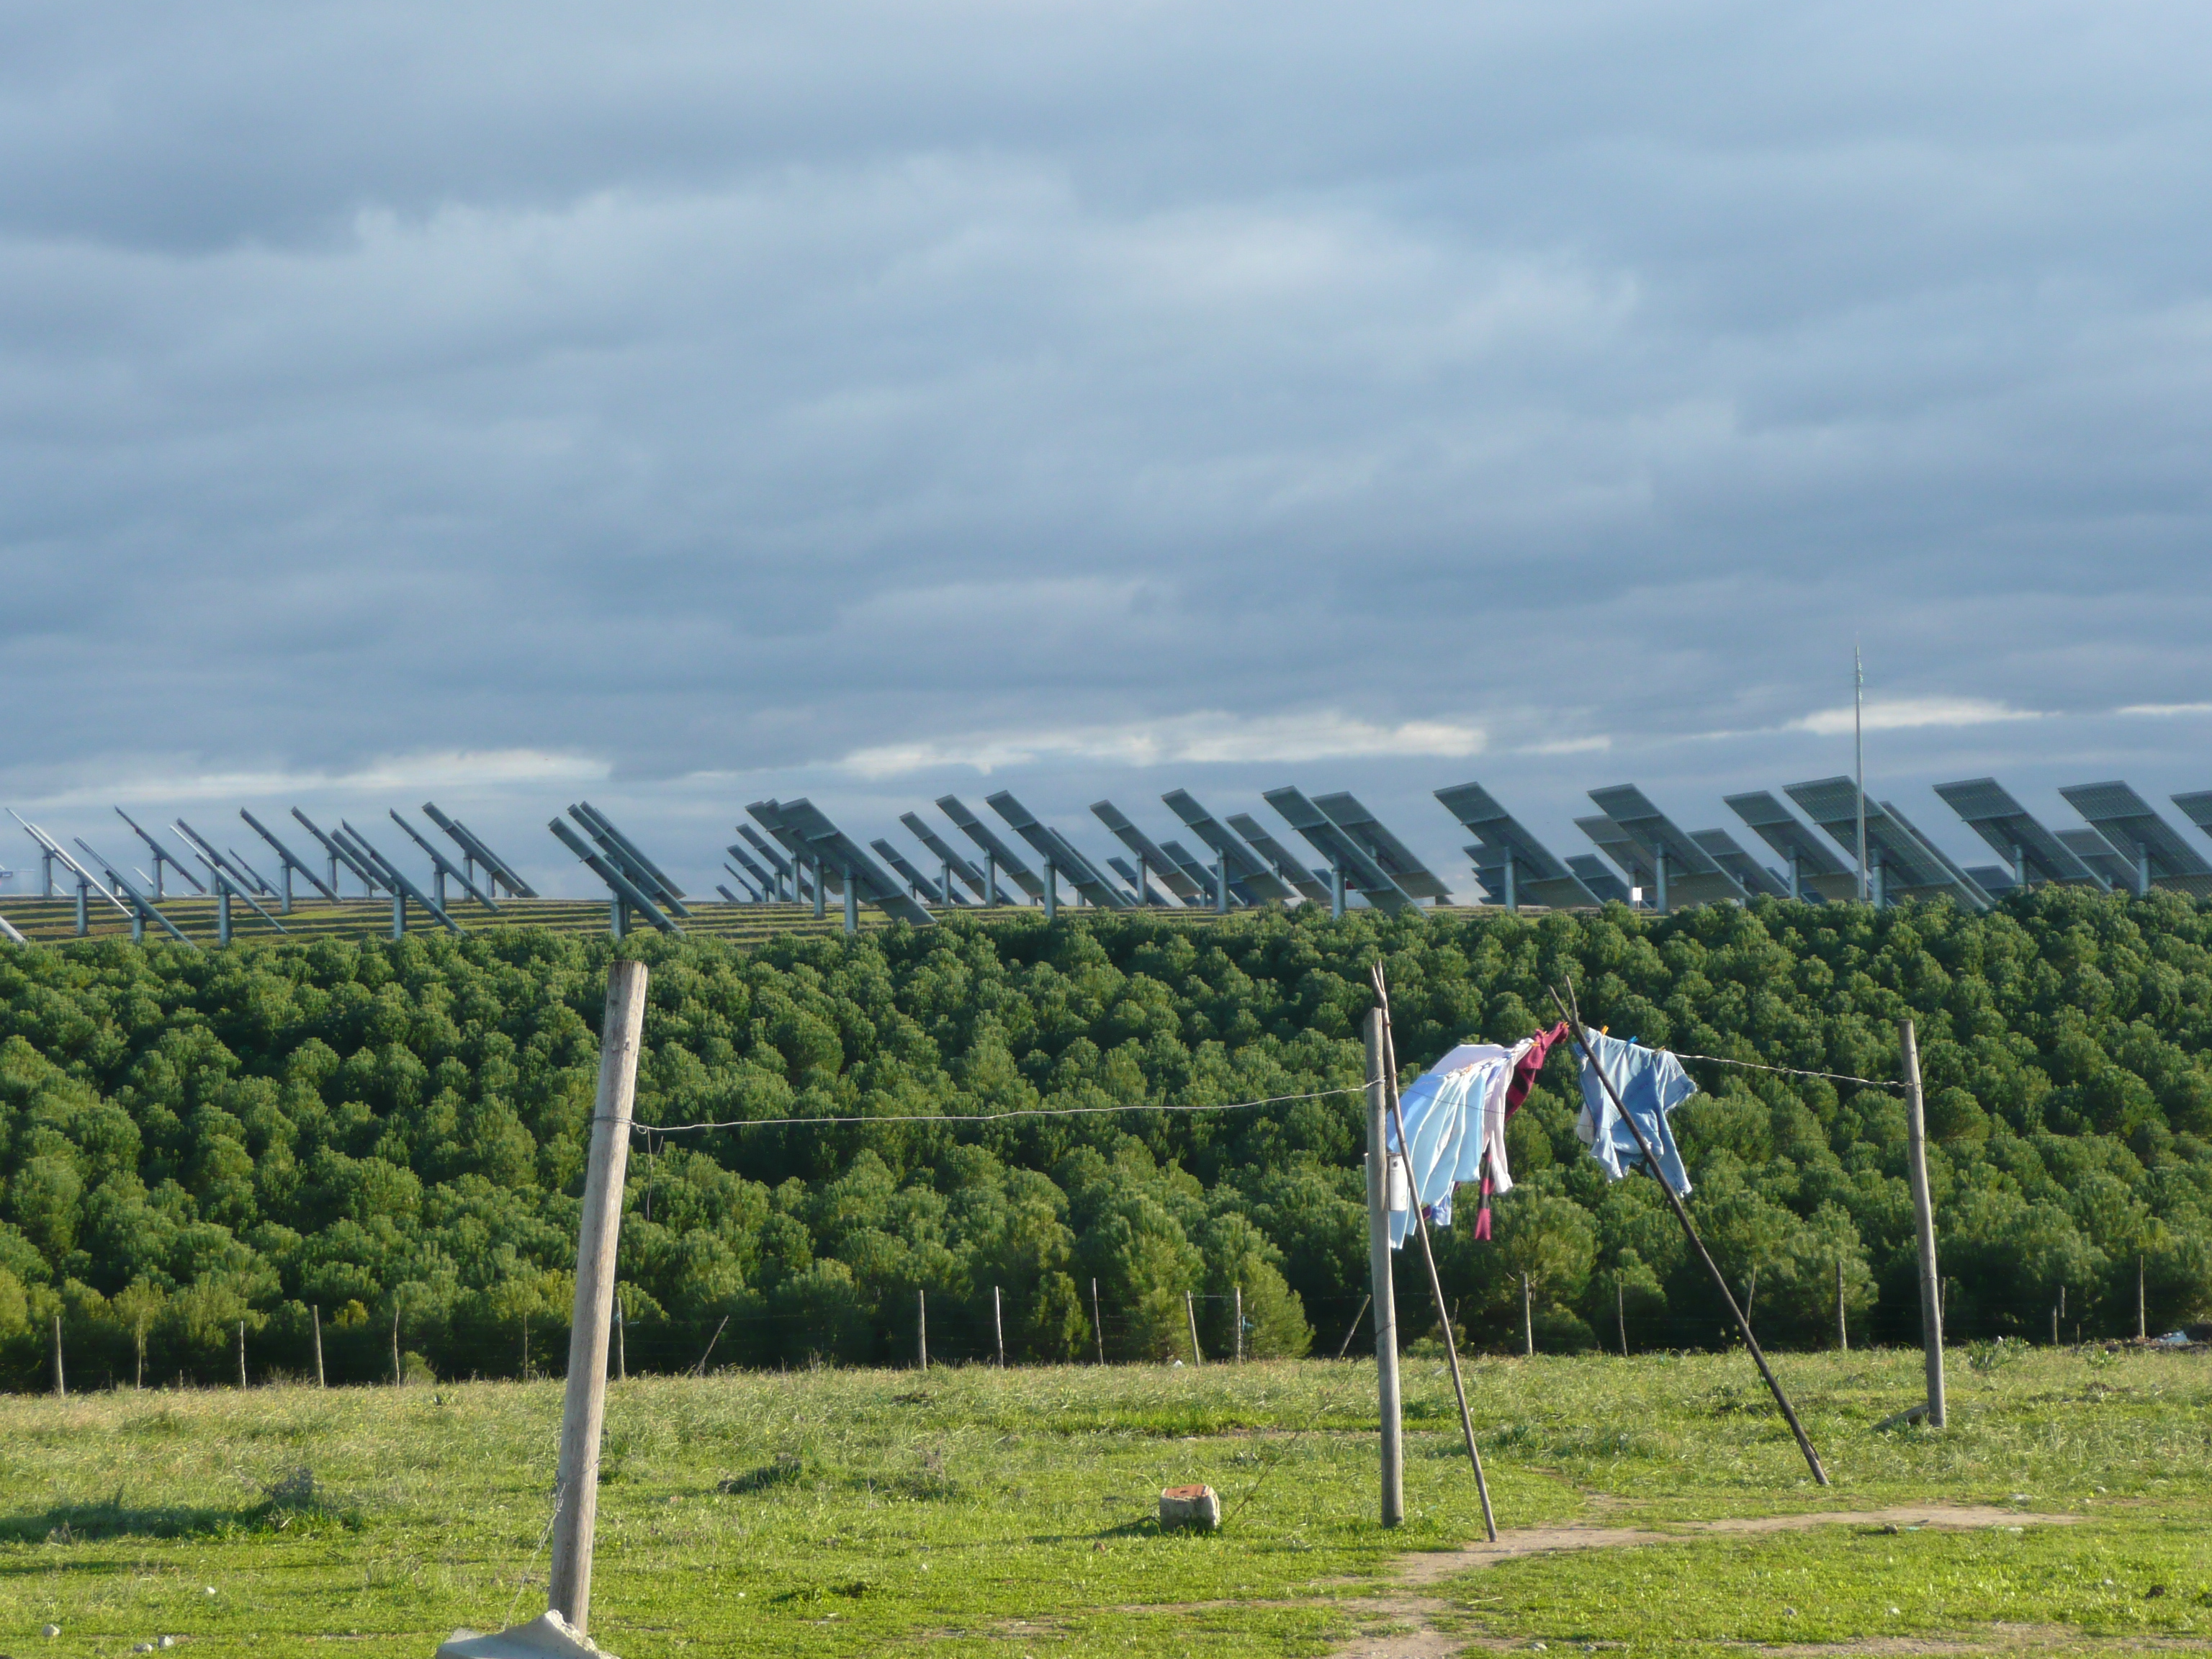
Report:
1574,1029,1696,1195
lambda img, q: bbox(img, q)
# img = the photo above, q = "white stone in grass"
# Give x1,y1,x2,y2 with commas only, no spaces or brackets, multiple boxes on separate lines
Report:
42,1624,61,1638
1158,1485,1220,1532
160,1637,177,1648
434,1611,619,1659
134,1644,154,1653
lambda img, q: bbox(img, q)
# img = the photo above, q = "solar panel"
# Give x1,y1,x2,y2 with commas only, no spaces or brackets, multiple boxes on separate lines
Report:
750,800,842,900
1689,827,1792,899
725,842,781,898
2170,791,2212,865
2056,828,2136,891
551,815,681,934
292,808,385,896
900,811,986,897
173,818,292,928
986,791,1135,907
1964,864,2018,896
337,820,462,935
2058,782,2212,896
1310,792,1449,901
389,810,502,910
936,796,1045,902
871,837,952,904
1259,787,1415,912
422,802,538,897
1105,855,1175,906
1161,791,1296,902
1157,837,1244,903
1575,815,1654,896
1933,778,2103,889
1722,791,1857,901
770,799,937,926
1565,853,1634,904
1434,781,1601,909
240,809,340,907
1784,777,1992,909
1092,801,1205,900
114,809,206,900
1226,813,1333,903
572,803,691,914
1586,785,1748,911
71,838,197,946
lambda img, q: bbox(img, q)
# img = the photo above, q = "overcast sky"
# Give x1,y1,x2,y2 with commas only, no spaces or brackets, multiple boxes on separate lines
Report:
5,1,2211,902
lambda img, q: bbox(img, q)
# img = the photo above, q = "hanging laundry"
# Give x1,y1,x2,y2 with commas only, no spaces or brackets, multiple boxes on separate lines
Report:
1471,1020,1573,1240
1385,1043,1513,1248
1574,1028,1696,1195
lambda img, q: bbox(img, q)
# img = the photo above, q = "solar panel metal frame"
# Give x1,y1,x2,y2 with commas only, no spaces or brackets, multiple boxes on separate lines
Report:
1586,785,1748,909
1964,864,2018,896
337,821,463,934
572,801,691,914
935,795,1046,900
1158,837,1245,904
769,799,936,926
225,845,281,898
2056,827,2138,891
1575,814,1655,890
2172,789,2212,848
1310,791,1450,900
240,809,341,904
422,801,538,897
899,812,986,896
72,838,198,945
871,837,951,904
736,823,798,884
725,842,781,897
1261,786,1414,911
986,790,1134,908
172,818,290,927
549,816,681,933
1689,827,1792,899
1105,854,1175,906
1226,812,1334,902
389,809,502,909
114,808,207,895
1434,781,1601,909
2058,781,2212,896
720,866,762,902
1723,791,1857,900
1161,790,1295,902
1565,853,1634,904
1933,778,2103,888
292,808,385,894
1882,801,1997,909
1091,800,1205,899
1784,778,1967,900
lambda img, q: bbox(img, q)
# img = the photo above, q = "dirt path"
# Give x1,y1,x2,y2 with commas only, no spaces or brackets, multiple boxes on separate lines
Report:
1333,1503,2082,1658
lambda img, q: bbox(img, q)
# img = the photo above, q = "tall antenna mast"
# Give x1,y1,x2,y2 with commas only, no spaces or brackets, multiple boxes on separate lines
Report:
1854,643,1867,904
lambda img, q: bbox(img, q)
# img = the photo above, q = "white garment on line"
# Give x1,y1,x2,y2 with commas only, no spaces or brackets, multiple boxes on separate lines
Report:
1384,1039,1532,1248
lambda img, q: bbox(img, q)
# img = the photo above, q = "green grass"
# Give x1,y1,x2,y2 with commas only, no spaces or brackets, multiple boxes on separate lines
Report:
1,1346,2206,1657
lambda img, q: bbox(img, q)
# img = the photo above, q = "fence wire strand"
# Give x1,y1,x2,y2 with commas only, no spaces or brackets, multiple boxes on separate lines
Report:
611,1085,1367,1137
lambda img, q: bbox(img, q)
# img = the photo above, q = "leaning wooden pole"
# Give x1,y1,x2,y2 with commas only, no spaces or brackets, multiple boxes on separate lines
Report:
1362,1011,1403,1528
1372,968,1498,1542
1900,1017,1946,1426
1550,981,1829,1485
548,958,647,1637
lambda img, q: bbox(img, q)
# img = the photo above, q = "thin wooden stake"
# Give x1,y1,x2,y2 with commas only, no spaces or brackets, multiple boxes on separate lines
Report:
237,1318,248,1389
1836,1259,1848,1352
994,1285,1005,1368
1335,1293,1372,1361
1184,1290,1203,1366
1091,1276,1105,1364
1364,1011,1403,1528
1522,1273,1534,1357
521,1311,530,1380
918,1289,929,1371
548,956,647,1637
1616,1277,1627,1357
52,1313,65,1398
1372,973,1498,1541
391,1296,403,1388
1900,1018,1946,1425
615,1291,626,1382
312,1304,326,1388
1234,1284,1244,1362
2137,1254,2146,1341
1550,981,1829,1484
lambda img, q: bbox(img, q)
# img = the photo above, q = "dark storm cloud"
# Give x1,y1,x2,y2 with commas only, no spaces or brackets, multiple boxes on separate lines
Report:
5,0,2212,897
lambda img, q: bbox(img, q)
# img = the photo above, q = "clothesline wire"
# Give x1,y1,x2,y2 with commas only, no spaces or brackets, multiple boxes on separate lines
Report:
608,1085,1365,1137
1660,1051,1902,1091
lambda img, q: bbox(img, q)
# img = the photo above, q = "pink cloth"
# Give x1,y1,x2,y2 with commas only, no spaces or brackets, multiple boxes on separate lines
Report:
1475,1022,1573,1240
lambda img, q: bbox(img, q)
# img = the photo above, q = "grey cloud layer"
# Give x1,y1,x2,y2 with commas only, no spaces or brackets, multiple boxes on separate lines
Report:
4,1,2211,895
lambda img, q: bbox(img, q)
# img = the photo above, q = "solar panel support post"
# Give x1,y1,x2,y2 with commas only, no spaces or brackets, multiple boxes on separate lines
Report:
1136,853,1148,906
1503,855,1518,914
812,859,826,920
2137,842,2151,898
1043,861,1057,922
941,861,954,909
843,867,858,937
1331,859,1346,920
1653,846,1668,914
279,865,292,916
1873,855,1887,909
217,887,231,946
130,908,143,945
2013,843,2028,892
391,891,405,942
1787,850,1801,901
42,850,54,899
1215,852,1228,915
610,899,626,940
74,877,88,938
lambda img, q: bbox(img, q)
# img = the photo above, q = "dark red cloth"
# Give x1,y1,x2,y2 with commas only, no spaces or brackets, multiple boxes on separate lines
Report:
1475,1022,1574,1241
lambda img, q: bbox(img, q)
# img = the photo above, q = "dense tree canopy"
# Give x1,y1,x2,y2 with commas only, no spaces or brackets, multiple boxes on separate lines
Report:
3,889,2210,1388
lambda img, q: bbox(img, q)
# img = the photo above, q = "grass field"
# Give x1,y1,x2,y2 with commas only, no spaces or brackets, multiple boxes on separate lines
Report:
3,1345,2207,1658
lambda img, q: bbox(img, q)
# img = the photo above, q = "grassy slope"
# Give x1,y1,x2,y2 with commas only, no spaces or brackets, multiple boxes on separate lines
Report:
1,1348,2206,1658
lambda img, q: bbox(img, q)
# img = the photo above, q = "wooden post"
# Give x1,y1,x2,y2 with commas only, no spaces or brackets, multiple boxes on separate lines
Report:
52,1313,65,1398
1837,1259,1848,1352
237,1319,248,1389
1184,1290,1203,1366
1900,1018,1946,1426
1522,1273,1534,1357
1616,1277,1627,1357
994,1285,1005,1367
1091,1276,1105,1364
392,1297,403,1387
1233,1285,1244,1362
2051,1299,2059,1346
547,958,647,1637
917,1289,929,1371
312,1305,325,1388
2137,1254,2146,1341
1552,982,1830,1483
1335,1293,1370,1360
521,1313,530,1380
1363,1010,1403,1529
616,1291,626,1382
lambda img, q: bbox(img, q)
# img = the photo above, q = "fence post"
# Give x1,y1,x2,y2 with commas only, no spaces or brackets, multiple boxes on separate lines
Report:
1091,1277,1105,1364
1900,1017,1946,1426
918,1289,929,1371
52,1313,65,1398
548,957,647,1637
994,1285,1005,1368
1616,1278,1627,1357
392,1296,403,1387
1836,1259,1848,1352
1522,1273,1534,1357
1184,1290,1203,1366
616,1291,626,1382
312,1305,325,1387
1364,1009,1403,1528
237,1319,248,1389
1233,1285,1244,1363
2137,1254,2146,1341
